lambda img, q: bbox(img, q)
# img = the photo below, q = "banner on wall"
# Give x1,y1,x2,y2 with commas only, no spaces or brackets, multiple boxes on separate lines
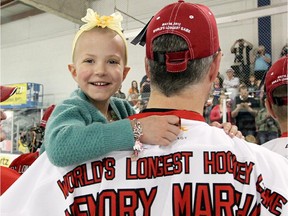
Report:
0,83,27,106
0,153,20,167
0,83,43,108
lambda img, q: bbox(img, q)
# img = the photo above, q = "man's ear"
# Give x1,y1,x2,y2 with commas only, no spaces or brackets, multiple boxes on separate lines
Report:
209,52,222,82
122,66,130,81
265,99,277,119
144,57,151,78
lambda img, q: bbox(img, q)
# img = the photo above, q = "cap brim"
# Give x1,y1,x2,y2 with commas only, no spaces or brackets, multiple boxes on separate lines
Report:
0,86,17,102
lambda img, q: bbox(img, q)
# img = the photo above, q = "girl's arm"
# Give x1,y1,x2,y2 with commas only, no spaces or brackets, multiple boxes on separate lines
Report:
43,98,181,167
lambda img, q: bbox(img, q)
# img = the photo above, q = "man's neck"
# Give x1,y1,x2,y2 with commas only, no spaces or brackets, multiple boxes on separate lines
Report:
146,87,207,114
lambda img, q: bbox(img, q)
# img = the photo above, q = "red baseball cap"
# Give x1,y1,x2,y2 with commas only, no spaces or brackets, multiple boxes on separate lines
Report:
40,104,55,128
0,166,20,195
146,0,220,72
0,86,17,102
265,55,288,105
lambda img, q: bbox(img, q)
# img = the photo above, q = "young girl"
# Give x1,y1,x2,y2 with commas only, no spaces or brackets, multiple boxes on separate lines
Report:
42,9,240,167
41,9,181,167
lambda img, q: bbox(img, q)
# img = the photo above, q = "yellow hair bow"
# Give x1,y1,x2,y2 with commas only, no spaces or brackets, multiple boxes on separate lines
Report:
72,9,128,64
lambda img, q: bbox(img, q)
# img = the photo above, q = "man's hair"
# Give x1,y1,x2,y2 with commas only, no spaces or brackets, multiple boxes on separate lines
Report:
239,84,248,91
148,34,215,97
271,85,288,120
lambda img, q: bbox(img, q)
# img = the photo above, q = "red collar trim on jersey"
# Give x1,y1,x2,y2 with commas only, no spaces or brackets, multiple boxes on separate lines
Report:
281,132,288,138
129,109,205,122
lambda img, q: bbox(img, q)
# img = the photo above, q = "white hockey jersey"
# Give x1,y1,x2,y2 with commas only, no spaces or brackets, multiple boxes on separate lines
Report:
1,110,288,216
262,135,288,159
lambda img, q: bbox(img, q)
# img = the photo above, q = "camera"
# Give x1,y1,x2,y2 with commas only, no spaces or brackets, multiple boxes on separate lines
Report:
265,117,274,128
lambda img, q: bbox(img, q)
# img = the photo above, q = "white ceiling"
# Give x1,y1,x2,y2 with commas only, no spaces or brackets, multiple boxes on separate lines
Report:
1,0,43,24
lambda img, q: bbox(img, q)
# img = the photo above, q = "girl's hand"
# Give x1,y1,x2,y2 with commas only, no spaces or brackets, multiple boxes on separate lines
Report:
210,121,244,139
137,115,181,146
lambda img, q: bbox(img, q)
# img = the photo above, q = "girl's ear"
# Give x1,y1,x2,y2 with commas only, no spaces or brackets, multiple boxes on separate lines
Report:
68,64,78,82
122,66,131,81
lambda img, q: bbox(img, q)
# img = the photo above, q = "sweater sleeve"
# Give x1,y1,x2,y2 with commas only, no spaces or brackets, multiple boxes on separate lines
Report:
43,95,135,167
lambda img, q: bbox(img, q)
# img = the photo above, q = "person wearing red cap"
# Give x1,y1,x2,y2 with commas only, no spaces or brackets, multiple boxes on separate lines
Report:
0,86,20,195
1,2,287,214
129,0,288,213
262,56,288,159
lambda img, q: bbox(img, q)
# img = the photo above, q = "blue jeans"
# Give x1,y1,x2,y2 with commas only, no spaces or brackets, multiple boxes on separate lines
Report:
257,131,279,145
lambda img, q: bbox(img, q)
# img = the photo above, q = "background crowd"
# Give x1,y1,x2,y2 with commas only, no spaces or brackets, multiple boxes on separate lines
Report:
113,41,287,145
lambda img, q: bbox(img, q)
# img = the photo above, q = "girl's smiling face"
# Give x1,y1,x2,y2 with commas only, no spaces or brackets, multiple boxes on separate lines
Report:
69,28,130,108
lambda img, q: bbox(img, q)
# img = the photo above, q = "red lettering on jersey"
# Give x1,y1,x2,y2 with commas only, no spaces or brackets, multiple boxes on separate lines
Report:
233,161,254,185
57,158,116,199
256,175,287,215
235,190,255,215
173,183,235,215
203,151,254,185
64,188,157,215
118,190,138,215
214,184,235,215
194,184,212,215
126,152,193,180
97,190,117,214
138,187,157,216
173,183,192,215
64,194,96,216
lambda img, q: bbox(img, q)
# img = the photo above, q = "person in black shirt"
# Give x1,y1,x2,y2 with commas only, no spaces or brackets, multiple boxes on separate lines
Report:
230,39,253,85
231,85,259,137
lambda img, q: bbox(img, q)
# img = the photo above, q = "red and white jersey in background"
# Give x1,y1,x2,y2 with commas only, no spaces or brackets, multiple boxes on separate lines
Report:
262,136,288,159
1,110,288,216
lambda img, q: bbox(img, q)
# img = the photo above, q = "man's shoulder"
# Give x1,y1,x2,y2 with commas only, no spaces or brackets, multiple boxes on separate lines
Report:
262,137,288,159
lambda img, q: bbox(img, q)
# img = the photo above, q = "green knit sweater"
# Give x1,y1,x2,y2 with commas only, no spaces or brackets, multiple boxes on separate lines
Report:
41,89,135,167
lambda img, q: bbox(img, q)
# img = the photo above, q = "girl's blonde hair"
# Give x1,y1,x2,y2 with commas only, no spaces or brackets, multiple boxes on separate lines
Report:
72,9,128,65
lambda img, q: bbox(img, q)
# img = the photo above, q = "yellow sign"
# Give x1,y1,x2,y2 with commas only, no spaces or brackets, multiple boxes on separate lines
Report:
0,83,27,105
0,153,20,167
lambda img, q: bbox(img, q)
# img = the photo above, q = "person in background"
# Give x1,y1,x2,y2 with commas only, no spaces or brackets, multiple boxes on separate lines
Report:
280,44,288,57
255,95,279,145
132,99,144,114
0,86,20,195
247,74,260,98
126,80,139,105
231,85,260,138
9,104,55,174
140,76,151,102
217,71,224,88
211,76,222,106
210,95,232,124
113,84,126,99
262,55,288,159
222,68,239,101
251,45,271,81
230,38,253,85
